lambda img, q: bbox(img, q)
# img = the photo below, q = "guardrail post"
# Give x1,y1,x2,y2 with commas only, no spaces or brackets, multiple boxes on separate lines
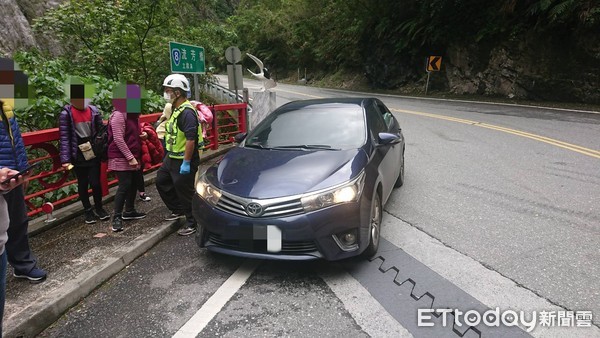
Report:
243,88,249,103
211,106,219,150
239,106,247,133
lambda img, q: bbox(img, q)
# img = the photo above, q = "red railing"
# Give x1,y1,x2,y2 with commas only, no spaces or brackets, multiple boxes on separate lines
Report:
204,103,248,150
22,103,247,218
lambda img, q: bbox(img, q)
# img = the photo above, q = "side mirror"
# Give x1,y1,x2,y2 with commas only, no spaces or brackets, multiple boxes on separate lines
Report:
234,132,247,144
377,132,401,146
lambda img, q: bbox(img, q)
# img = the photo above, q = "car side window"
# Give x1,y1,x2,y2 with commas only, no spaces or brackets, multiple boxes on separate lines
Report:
367,103,387,137
375,101,395,130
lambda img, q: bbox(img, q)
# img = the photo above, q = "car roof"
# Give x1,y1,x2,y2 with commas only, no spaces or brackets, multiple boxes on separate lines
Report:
277,97,378,113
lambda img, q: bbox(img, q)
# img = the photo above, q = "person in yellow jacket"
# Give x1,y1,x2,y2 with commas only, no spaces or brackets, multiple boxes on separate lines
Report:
155,74,202,236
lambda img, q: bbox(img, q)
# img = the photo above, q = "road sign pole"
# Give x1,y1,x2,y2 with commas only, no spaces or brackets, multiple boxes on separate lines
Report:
425,71,431,95
233,61,239,102
226,46,243,102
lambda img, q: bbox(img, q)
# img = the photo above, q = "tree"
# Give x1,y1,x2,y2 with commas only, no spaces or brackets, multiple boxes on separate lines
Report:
33,0,131,81
34,0,237,91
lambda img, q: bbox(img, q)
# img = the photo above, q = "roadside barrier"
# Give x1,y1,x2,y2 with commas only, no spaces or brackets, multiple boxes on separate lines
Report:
21,103,247,218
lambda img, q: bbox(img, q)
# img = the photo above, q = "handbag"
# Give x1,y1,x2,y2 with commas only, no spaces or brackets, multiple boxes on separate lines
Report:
78,141,96,161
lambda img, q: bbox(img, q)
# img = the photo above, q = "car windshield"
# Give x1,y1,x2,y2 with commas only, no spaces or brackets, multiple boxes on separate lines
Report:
245,104,366,150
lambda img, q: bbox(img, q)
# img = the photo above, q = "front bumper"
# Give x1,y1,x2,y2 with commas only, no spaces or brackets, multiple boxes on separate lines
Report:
192,193,370,261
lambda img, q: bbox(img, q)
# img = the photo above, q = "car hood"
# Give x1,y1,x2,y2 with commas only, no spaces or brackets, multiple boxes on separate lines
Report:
206,147,368,199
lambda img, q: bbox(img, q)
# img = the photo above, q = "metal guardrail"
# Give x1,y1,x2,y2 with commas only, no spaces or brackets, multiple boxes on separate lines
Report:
205,82,253,114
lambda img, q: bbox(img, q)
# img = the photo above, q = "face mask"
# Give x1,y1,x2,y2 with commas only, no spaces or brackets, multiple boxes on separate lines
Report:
163,92,174,103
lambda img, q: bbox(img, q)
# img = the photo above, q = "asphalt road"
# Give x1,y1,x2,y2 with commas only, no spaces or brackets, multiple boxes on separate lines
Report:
243,77,600,321
38,77,599,337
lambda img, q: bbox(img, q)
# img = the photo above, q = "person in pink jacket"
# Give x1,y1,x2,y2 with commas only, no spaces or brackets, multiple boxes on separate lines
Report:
107,84,147,232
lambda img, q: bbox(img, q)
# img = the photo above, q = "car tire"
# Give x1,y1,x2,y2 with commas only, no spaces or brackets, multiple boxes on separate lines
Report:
362,191,382,258
394,150,405,188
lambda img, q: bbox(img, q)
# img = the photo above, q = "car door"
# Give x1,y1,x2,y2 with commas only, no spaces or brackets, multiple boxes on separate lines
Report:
367,101,400,202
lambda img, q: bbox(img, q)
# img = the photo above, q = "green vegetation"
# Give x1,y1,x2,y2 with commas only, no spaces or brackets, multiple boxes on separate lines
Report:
229,0,599,90
14,0,236,130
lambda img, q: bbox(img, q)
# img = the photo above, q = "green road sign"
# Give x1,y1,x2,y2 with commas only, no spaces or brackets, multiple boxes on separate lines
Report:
169,41,205,74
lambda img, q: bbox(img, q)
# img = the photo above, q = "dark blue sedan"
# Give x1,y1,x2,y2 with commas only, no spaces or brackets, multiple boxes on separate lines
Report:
193,98,405,261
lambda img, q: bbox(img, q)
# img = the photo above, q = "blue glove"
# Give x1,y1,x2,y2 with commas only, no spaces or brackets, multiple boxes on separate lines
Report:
180,160,191,174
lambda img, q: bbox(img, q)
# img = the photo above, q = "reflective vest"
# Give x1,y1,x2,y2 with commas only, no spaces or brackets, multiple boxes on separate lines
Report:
165,100,203,159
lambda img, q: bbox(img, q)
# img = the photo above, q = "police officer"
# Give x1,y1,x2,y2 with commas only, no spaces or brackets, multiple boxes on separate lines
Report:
155,74,202,236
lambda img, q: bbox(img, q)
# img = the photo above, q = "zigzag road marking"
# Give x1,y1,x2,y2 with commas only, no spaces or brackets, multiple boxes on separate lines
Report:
340,238,530,338
380,212,600,338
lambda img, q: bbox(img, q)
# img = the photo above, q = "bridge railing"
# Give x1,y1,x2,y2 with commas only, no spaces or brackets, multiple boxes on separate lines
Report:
22,103,247,218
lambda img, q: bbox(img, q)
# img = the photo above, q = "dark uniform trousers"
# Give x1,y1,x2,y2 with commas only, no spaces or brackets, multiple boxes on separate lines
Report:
5,186,37,274
156,155,200,227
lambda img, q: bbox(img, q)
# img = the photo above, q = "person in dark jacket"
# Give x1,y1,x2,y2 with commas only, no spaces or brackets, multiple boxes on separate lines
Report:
59,78,109,224
108,83,147,232
0,58,47,282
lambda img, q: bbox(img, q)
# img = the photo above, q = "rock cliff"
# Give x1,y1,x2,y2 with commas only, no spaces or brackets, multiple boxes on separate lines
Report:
0,0,63,57
445,32,600,103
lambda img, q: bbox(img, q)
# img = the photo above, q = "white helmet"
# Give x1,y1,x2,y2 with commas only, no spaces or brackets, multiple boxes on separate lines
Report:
163,74,190,92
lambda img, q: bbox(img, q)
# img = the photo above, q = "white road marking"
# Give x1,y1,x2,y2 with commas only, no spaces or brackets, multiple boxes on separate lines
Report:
319,264,413,337
381,212,600,338
172,259,260,338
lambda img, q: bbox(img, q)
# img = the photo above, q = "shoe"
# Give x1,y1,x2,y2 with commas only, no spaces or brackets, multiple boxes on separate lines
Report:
112,217,124,232
165,213,184,221
14,267,47,282
96,207,110,221
177,225,197,236
84,208,97,224
122,210,147,220
139,192,151,202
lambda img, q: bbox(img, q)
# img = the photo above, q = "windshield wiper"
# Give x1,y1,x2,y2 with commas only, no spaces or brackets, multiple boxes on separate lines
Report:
273,144,339,151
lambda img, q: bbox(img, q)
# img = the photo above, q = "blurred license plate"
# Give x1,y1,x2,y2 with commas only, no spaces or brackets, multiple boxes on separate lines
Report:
265,225,282,253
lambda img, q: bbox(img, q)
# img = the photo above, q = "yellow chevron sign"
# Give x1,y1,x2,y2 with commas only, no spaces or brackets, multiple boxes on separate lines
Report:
427,56,442,72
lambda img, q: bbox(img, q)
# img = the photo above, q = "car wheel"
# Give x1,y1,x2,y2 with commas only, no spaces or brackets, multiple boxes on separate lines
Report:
394,149,405,188
362,191,382,258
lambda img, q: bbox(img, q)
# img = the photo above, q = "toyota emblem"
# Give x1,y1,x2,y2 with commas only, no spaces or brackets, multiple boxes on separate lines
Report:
245,202,263,217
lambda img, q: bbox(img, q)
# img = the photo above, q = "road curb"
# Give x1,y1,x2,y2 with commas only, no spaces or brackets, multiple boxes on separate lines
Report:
5,220,181,338
6,146,233,338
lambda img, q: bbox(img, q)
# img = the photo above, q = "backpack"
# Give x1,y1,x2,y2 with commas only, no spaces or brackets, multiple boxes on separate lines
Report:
190,100,213,140
93,121,109,161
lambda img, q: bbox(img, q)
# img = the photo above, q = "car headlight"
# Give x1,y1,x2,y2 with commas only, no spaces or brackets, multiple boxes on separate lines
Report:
196,175,222,206
301,171,365,212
